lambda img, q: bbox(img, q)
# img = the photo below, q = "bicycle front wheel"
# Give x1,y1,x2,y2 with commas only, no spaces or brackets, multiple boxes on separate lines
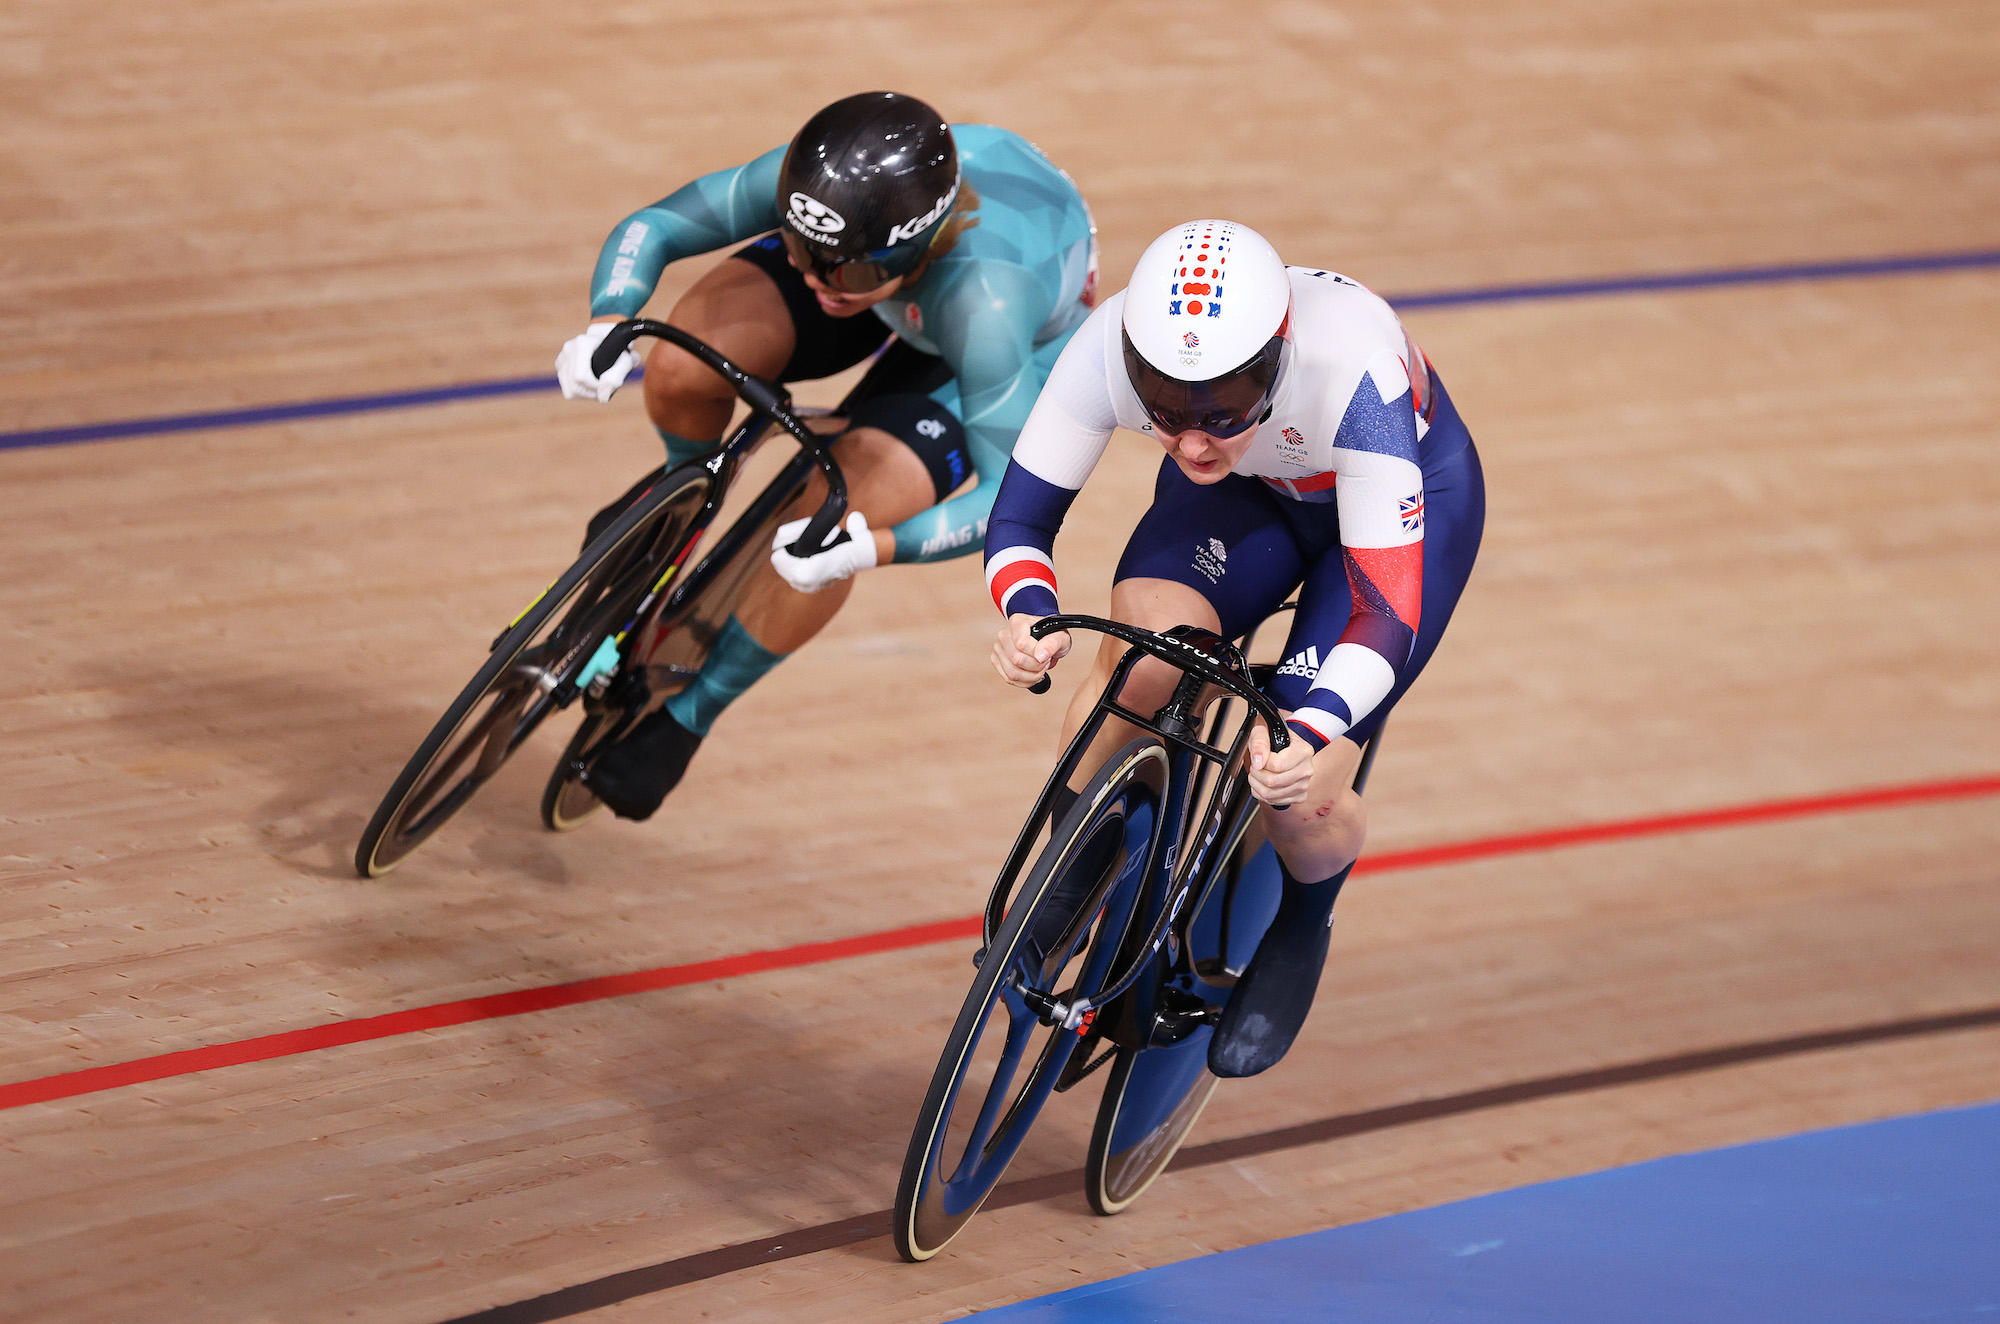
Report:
894,737,1167,1262
354,467,711,876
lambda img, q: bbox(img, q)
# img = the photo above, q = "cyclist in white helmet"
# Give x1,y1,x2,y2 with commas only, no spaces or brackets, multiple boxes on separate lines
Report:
982,220,1486,1078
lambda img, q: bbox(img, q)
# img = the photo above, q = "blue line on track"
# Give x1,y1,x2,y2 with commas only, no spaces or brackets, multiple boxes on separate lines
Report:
1388,245,2000,309
0,374,551,453
6,246,1998,455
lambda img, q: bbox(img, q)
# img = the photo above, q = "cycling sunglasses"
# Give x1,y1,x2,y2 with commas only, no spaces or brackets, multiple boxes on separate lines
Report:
778,226,925,295
1122,331,1285,439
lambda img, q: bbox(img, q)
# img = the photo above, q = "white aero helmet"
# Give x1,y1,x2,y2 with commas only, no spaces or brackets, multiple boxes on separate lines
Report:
1120,220,1291,438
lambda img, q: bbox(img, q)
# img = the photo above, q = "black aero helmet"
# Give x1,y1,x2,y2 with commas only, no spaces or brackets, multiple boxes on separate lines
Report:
776,91,960,293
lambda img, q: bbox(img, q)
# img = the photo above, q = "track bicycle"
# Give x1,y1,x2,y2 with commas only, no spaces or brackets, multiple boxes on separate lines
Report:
354,319,854,877
893,612,1379,1260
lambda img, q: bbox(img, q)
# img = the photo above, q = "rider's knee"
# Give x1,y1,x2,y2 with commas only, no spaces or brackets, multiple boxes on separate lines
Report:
1324,786,1366,839
1268,784,1365,858
1110,652,1184,714
642,337,736,409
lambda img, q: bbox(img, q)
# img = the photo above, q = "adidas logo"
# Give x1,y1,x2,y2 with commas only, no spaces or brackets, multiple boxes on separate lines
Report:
1274,646,1321,679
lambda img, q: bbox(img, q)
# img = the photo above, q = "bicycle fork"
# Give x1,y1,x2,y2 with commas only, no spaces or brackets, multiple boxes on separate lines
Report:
1017,664,1218,1039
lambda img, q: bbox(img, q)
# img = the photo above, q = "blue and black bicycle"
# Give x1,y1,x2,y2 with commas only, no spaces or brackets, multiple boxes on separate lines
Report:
893,613,1378,1259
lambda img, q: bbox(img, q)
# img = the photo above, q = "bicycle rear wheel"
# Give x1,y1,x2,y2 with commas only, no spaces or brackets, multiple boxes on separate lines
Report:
354,467,711,876
893,737,1167,1262
1085,1039,1219,1215
539,709,620,831
1085,831,1281,1214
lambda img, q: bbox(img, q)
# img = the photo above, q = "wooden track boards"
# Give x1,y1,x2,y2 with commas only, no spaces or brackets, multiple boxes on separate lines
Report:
3,1,1998,1319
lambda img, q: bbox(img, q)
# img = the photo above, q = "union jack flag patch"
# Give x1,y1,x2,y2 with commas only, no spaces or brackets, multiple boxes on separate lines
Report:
1399,493,1425,533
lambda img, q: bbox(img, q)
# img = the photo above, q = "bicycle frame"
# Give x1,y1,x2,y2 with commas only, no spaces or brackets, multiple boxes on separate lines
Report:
528,319,851,709
593,318,850,554
986,618,1291,1037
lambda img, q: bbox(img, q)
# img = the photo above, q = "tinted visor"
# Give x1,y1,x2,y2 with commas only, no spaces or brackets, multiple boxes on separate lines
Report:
1121,330,1285,440
778,225,926,295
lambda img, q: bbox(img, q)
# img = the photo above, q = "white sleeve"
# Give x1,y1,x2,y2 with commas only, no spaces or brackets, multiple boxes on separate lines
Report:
1009,296,1123,492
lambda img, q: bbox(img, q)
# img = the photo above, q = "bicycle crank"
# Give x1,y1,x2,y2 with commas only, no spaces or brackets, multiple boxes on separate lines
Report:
1146,987,1223,1048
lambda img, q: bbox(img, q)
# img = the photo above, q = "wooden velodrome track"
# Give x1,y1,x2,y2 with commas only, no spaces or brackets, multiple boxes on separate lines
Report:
4,1,1998,1319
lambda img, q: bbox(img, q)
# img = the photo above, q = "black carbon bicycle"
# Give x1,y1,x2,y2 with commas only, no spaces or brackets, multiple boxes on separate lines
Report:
354,320,851,877
893,613,1379,1260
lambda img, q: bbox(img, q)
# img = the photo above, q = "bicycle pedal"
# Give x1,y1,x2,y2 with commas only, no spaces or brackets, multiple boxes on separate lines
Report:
1146,988,1223,1047
602,670,651,713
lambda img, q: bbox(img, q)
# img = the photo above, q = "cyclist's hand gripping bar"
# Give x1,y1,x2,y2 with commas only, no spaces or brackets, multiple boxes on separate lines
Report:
591,319,849,557
1026,614,1291,752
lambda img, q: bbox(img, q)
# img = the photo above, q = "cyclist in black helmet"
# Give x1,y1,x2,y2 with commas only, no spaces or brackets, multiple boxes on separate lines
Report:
554,92,1099,821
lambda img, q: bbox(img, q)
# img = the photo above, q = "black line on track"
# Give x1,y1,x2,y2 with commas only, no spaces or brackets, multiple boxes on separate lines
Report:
440,1004,2000,1323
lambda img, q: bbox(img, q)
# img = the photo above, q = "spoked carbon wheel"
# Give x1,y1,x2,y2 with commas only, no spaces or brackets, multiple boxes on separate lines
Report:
1085,1038,1219,1215
894,738,1168,1262
354,467,711,876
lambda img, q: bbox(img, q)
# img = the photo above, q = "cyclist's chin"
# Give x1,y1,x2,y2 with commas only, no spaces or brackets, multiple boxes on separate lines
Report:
813,280,902,317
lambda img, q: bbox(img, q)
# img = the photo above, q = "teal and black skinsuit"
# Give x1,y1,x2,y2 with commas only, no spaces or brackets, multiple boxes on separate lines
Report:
586,125,1099,566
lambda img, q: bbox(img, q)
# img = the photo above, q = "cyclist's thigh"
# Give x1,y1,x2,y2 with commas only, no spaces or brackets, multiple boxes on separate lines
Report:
1075,577,1224,719
1113,459,1305,641
780,383,970,524
647,247,797,391
1106,575,1223,634
841,392,973,505
727,234,894,383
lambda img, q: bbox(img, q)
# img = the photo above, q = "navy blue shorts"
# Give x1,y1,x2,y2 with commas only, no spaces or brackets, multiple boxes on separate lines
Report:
730,235,893,382
1114,374,1485,746
730,236,969,502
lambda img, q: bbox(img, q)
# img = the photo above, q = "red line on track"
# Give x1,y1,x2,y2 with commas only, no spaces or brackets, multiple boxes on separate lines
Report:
5,772,1996,1113
1354,772,2000,874
0,918,980,1112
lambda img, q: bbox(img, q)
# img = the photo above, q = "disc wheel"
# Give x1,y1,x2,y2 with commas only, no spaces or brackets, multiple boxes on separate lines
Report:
354,468,710,876
1085,825,1276,1215
893,738,1168,1262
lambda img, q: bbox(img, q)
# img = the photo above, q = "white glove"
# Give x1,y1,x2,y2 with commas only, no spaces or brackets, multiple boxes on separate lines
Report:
555,322,639,402
770,511,879,593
